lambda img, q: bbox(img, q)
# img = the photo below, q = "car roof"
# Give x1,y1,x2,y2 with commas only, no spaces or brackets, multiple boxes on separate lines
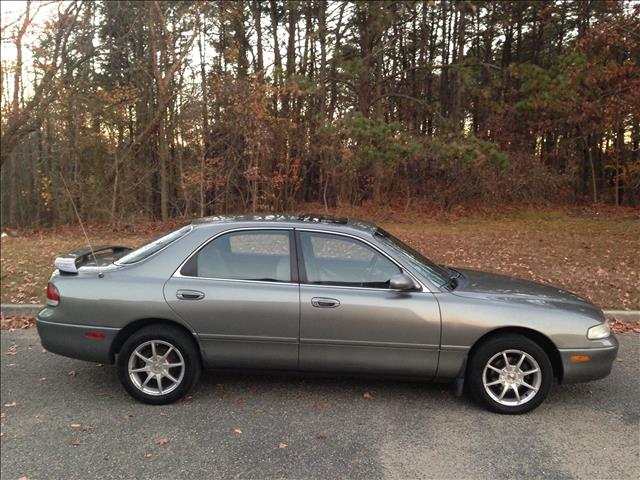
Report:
190,213,378,235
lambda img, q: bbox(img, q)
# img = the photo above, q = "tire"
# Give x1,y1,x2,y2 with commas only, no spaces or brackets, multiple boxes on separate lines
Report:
467,334,553,414
117,324,201,405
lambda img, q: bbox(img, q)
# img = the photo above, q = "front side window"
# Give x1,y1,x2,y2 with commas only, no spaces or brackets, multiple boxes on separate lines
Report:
181,230,292,282
299,232,400,288
374,228,451,287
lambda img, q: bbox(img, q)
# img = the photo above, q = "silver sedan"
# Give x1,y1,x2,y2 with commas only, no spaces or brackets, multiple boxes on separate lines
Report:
36,214,618,414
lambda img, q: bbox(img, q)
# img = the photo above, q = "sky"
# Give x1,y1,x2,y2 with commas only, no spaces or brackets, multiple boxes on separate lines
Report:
1,1,71,105
1,0,60,63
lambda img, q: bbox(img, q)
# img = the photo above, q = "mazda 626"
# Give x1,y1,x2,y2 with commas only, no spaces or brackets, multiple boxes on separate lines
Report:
37,215,618,414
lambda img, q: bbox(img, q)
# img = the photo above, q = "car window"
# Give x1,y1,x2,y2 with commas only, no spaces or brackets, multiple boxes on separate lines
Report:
374,228,451,287
299,232,400,288
181,230,292,282
117,225,191,264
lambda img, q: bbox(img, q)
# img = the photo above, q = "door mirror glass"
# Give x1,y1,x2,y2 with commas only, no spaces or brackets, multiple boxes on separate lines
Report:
389,273,416,291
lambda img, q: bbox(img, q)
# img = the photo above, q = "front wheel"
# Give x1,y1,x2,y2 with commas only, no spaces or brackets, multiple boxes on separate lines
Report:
117,325,201,405
467,334,553,414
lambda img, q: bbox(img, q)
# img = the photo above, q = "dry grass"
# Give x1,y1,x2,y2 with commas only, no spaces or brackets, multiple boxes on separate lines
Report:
1,208,638,309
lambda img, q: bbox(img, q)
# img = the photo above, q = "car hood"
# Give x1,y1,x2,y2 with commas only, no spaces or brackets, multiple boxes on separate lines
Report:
451,267,603,318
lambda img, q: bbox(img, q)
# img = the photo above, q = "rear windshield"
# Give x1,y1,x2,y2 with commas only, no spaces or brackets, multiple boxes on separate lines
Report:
116,225,192,265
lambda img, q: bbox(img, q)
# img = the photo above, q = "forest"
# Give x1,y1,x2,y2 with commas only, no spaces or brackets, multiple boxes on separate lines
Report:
1,0,639,227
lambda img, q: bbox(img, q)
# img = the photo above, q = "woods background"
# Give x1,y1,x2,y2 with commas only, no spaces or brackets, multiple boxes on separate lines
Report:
1,0,639,227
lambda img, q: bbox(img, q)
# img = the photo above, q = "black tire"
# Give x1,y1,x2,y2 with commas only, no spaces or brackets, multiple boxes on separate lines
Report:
117,324,201,405
467,334,553,414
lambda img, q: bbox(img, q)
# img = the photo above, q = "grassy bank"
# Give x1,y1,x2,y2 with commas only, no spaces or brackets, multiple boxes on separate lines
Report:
1,208,638,309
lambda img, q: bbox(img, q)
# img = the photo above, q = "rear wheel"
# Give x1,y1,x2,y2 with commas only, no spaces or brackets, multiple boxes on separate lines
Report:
467,334,553,414
117,325,201,405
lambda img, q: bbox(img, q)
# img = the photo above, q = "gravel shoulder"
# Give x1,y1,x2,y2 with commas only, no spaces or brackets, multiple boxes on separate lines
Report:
1,330,639,480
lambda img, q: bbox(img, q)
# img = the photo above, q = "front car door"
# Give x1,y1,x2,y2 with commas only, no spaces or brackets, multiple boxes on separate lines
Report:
165,228,299,370
296,229,441,377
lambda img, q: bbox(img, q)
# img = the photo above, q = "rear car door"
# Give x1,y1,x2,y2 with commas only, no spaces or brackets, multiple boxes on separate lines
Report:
165,228,300,370
297,230,440,377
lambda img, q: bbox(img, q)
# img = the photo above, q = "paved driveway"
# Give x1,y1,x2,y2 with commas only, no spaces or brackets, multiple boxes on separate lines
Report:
1,330,638,480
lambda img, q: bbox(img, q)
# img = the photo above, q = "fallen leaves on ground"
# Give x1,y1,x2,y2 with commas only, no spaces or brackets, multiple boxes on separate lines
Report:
5,343,18,355
158,438,169,446
67,370,77,377
69,438,80,446
386,213,640,310
0,315,34,331
144,453,152,459
3,402,16,408
362,391,374,400
232,427,242,434
609,318,640,334
70,423,81,429
2,211,638,309
277,442,288,449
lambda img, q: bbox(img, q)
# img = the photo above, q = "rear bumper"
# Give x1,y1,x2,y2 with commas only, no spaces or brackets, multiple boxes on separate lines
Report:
36,309,119,364
559,336,619,384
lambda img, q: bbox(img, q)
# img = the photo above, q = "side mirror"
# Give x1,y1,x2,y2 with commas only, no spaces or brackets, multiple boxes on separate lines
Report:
389,273,417,291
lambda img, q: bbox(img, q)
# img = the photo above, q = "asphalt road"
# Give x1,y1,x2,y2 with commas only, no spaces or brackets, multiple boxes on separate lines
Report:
1,330,639,480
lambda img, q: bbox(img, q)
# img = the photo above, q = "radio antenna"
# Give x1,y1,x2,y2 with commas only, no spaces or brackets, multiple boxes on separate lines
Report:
60,172,99,269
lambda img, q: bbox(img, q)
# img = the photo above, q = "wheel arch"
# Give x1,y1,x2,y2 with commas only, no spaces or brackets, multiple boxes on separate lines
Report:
109,318,202,363
466,326,563,381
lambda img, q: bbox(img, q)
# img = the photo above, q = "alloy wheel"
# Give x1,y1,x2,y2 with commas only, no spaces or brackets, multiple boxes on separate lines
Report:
127,340,185,396
482,349,542,407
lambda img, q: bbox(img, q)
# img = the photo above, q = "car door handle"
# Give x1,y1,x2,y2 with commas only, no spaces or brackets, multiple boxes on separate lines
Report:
176,290,205,300
311,297,340,308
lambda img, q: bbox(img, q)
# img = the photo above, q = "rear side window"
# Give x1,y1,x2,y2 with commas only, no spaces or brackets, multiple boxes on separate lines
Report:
117,226,191,265
181,230,293,282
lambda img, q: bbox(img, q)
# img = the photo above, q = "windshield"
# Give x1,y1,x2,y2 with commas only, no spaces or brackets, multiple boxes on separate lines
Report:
116,225,192,265
374,228,451,288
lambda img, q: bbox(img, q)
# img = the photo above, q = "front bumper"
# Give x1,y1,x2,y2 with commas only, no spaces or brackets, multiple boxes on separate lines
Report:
559,335,619,383
36,309,119,364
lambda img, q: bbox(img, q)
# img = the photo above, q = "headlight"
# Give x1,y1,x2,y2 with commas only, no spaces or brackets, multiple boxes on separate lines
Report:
587,322,611,340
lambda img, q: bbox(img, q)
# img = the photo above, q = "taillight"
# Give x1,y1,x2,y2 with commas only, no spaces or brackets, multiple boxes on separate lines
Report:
46,282,60,306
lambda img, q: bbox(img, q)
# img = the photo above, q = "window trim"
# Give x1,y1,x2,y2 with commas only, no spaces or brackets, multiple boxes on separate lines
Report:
173,227,298,285
295,228,426,292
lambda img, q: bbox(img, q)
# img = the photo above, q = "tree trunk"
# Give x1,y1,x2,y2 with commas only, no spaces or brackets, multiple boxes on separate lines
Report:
198,15,209,216
451,2,466,132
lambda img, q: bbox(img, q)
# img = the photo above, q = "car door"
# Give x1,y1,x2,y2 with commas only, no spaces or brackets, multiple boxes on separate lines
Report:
297,230,440,377
165,228,300,370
